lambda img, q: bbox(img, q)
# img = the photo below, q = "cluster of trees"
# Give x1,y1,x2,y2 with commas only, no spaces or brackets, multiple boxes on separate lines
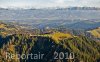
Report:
0,34,36,62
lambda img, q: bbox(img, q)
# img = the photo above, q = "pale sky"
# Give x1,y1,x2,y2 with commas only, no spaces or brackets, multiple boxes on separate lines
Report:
0,0,100,8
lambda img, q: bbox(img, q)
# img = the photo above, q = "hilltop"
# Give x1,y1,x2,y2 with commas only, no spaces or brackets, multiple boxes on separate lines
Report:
87,27,100,38
0,22,18,35
0,22,32,36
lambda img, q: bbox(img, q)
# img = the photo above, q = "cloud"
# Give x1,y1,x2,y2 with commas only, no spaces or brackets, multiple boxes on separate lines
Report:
0,0,100,8
55,0,65,4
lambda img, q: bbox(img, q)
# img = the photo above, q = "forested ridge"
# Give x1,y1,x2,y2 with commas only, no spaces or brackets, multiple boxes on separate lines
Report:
0,33,100,62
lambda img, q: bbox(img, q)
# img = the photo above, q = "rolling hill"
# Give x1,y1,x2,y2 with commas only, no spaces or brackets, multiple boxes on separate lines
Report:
66,21,100,30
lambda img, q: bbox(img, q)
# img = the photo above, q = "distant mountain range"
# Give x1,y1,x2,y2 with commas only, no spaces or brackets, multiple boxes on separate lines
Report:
0,7,100,21
56,7,100,10
66,21,100,30
0,6,100,30
0,7,100,10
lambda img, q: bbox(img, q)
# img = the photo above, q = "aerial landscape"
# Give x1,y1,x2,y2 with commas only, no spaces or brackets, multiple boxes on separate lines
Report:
0,0,100,62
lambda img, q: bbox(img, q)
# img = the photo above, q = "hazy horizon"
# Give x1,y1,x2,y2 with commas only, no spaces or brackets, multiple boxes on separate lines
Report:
0,0,100,8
